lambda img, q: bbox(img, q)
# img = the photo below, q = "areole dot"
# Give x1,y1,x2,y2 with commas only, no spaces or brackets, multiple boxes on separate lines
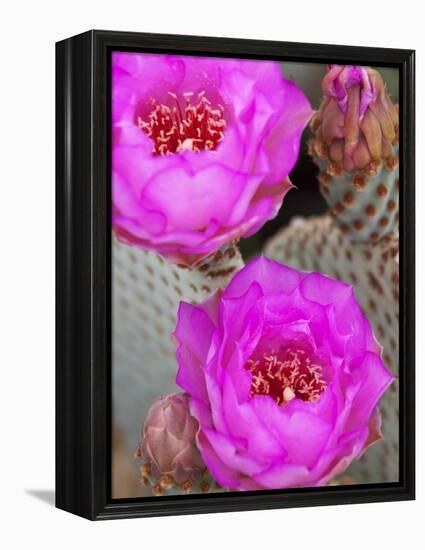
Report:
377,183,388,198
343,192,355,206
365,204,376,217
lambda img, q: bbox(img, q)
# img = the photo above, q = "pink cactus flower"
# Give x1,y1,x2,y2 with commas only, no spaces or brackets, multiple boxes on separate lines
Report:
174,256,393,490
112,53,312,266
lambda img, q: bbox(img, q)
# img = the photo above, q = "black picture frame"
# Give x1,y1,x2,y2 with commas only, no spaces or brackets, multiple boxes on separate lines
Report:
56,29,415,520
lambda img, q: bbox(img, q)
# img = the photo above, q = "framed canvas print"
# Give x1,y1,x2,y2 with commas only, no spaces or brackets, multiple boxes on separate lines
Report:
56,30,415,520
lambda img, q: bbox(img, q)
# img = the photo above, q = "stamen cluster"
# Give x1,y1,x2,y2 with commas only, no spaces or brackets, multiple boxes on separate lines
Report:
246,348,328,406
139,91,226,155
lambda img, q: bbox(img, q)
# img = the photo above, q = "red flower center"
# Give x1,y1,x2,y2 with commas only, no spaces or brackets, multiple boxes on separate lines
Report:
138,91,226,156
245,348,328,406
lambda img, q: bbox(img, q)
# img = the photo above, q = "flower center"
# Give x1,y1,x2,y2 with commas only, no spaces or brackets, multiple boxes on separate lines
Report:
138,91,226,156
245,348,328,406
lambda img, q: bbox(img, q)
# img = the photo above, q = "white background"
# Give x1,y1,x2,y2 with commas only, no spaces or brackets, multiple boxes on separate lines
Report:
0,1,422,548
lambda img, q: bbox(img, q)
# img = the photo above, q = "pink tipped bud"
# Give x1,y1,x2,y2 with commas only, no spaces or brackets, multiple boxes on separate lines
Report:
311,65,398,171
137,393,205,485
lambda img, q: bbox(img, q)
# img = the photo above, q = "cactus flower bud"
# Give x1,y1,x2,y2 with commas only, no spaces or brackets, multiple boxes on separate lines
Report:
309,65,399,243
137,393,205,489
311,65,398,172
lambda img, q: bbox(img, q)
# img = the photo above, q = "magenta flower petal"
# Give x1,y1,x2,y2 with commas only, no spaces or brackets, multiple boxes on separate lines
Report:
112,53,312,265
224,256,302,297
362,407,384,453
253,463,311,489
262,79,316,184
345,352,394,431
174,257,394,490
174,302,216,404
251,396,332,467
201,426,266,476
314,426,370,485
141,164,250,231
196,429,251,489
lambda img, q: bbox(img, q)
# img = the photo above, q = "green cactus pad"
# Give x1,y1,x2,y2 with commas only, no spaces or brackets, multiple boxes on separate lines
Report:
316,148,399,242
